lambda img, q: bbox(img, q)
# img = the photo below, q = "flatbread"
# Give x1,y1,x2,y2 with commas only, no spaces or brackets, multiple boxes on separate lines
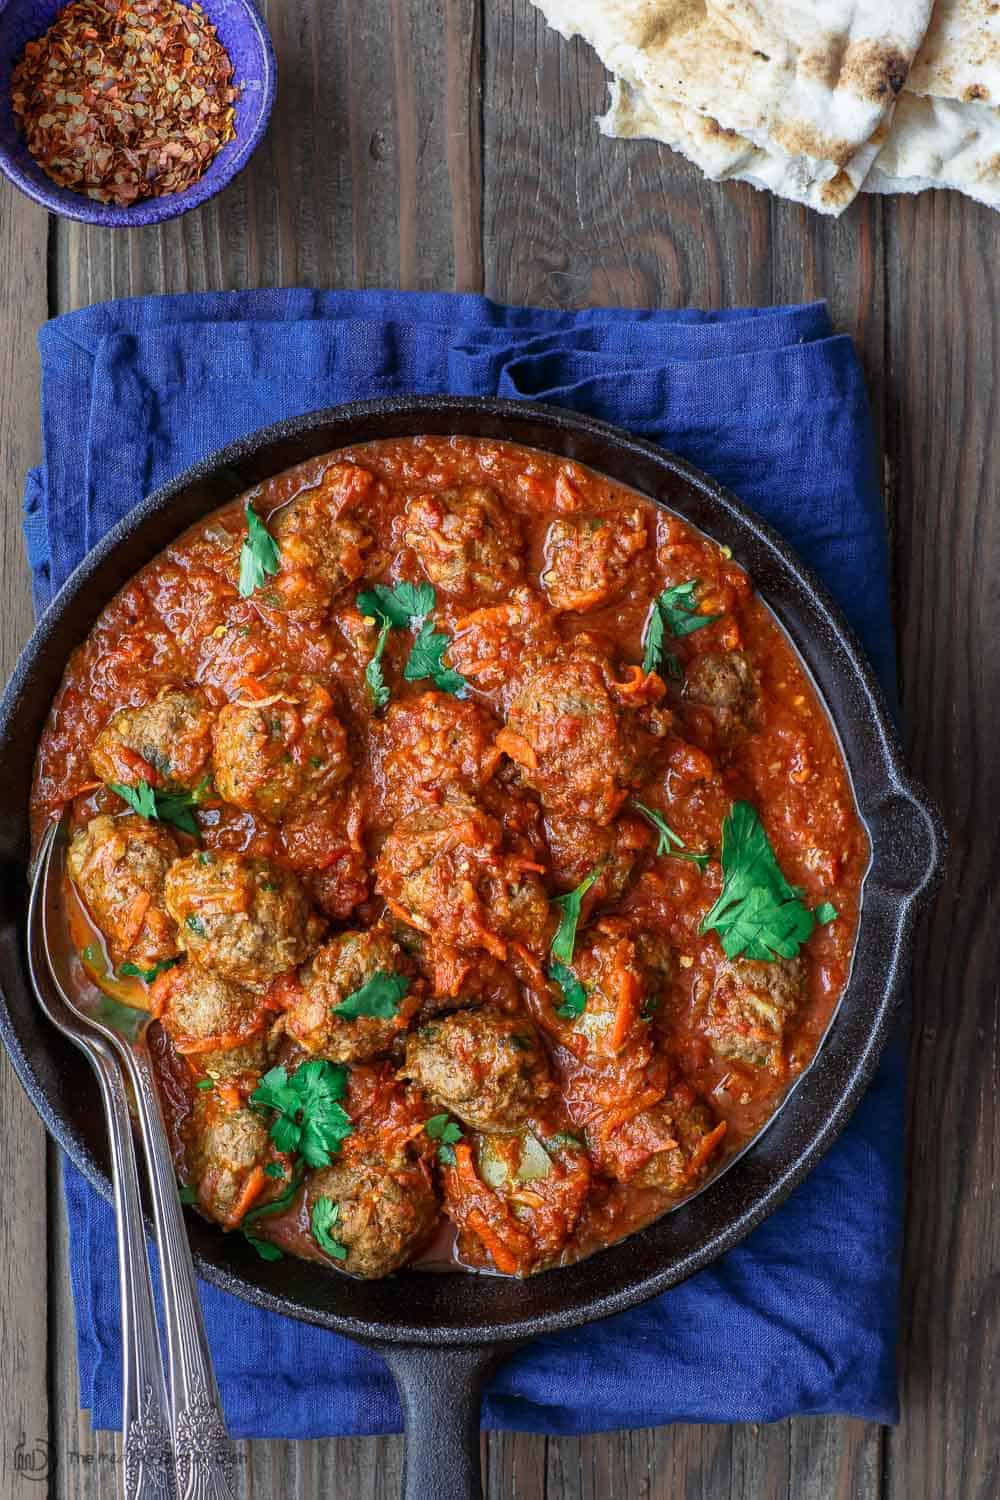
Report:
906,0,1000,105
600,78,862,214
863,90,1000,207
531,0,934,187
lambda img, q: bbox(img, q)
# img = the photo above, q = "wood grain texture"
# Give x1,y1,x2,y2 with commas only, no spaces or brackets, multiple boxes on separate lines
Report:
0,178,51,1492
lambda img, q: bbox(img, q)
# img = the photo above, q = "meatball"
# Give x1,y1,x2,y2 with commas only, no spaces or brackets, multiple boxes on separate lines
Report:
263,463,375,618
683,651,756,743
188,1093,283,1228
375,799,551,960
90,686,214,789
443,1130,592,1275
154,963,267,1055
544,811,653,908
403,1008,552,1133
375,692,502,822
446,588,561,707
304,1154,439,1278
704,957,803,1073
212,683,351,820
504,653,657,824
67,813,179,972
164,851,322,988
541,508,647,612
283,927,420,1063
403,484,523,600
563,920,675,1061
587,1081,725,1192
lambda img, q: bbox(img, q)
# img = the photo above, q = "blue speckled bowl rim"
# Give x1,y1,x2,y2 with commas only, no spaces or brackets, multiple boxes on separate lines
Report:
0,0,275,226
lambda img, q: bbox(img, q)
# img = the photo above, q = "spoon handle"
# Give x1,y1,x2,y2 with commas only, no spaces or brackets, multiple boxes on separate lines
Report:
118,1041,237,1500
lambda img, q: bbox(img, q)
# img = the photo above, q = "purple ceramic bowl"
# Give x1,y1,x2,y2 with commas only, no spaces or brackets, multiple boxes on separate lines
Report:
0,0,275,226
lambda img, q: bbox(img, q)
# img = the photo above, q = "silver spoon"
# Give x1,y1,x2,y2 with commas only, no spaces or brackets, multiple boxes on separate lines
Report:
32,816,237,1500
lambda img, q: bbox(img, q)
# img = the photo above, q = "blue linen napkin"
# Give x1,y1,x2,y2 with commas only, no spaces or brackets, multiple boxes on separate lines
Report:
26,291,904,1436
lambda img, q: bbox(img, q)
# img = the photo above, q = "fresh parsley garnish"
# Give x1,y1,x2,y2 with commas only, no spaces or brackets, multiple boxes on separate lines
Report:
263,1162,286,1181
333,971,410,1021
403,619,468,695
632,800,711,871
550,862,604,965
238,501,281,598
815,901,839,926
642,580,722,673
178,1183,197,1204
356,580,467,702
186,914,207,937
118,955,182,985
239,1161,307,1257
311,1197,349,1260
700,802,835,961
250,1060,354,1168
549,958,587,1020
244,1233,283,1262
426,1112,463,1166
357,580,435,628
108,776,211,837
196,1078,214,1090
365,615,393,711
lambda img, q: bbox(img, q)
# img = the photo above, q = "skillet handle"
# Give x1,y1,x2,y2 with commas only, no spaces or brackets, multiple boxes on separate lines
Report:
380,1344,504,1500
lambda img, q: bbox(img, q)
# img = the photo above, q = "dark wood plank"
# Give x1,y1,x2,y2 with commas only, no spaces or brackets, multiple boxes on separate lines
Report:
884,191,1000,1500
0,177,51,1493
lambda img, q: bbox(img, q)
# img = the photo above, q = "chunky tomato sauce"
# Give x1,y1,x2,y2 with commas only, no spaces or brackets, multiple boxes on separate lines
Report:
32,437,869,1278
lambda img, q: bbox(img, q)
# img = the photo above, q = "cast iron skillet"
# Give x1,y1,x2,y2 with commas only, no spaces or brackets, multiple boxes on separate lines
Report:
0,398,942,1499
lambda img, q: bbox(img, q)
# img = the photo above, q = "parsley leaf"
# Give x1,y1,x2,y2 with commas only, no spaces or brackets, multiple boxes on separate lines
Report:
118,955,182,985
239,1161,307,1258
311,1197,349,1260
550,862,604,965
357,580,435,629
108,776,211,837
815,901,839,926
642,579,722,673
700,802,831,961
244,1234,283,1262
333,970,410,1020
632,800,711,871
263,1162,287,1181
426,1112,464,1165
403,620,467,696
250,1060,354,1169
238,502,281,598
549,958,587,1020
365,615,393,711
178,1183,197,1204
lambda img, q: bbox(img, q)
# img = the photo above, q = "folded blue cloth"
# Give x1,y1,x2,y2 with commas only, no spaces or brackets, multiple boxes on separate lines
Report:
27,291,903,1437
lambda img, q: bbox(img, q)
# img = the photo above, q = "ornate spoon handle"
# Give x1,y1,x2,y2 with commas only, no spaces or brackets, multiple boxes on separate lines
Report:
116,1041,237,1500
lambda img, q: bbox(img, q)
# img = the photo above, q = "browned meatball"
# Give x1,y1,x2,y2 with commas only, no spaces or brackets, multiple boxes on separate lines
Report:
504,653,657,825
283,927,420,1062
304,1154,439,1278
541,508,647,612
375,691,502,821
563,919,675,1061
90,686,214,789
446,588,561,708
188,1093,284,1228
375,799,551,960
67,813,179,973
403,1009,552,1133
164,851,322,988
403,484,523,600
154,963,267,1056
587,1082,725,1192
704,957,803,1073
263,463,375,618
544,811,653,908
212,683,351,820
683,651,756,743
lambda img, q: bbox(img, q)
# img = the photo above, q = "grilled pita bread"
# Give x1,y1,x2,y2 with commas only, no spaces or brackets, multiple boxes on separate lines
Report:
532,0,933,197
906,0,1000,106
863,92,1000,207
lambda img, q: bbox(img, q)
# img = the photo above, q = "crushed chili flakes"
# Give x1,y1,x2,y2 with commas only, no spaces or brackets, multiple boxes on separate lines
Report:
10,0,240,207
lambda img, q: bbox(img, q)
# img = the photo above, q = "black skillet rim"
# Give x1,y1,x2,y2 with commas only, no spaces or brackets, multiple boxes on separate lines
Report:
0,396,943,1347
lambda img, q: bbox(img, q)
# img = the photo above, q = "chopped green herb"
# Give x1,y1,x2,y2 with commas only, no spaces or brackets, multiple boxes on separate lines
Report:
403,619,467,696
333,971,410,1021
108,775,210,837
178,1183,197,1204
364,614,393,711
814,901,839,926
118,955,182,985
263,1162,286,1181
310,1197,348,1261
357,579,435,628
550,862,604,965
196,1078,214,1091
700,801,830,962
549,958,587,1020
238,502,281,598
185,914,207,937
244,1233,283,1262
426,1112,464,1166
243,1164,305,1226
642,579,722,673
196,851,214,865
250,1060,354,1168
632,800,711,871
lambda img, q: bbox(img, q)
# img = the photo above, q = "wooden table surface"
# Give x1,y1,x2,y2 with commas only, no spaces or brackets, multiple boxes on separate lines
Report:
0,3,994,1497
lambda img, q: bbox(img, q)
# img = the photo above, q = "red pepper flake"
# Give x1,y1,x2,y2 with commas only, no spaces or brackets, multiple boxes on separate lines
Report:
10,0,240,207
